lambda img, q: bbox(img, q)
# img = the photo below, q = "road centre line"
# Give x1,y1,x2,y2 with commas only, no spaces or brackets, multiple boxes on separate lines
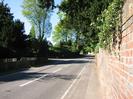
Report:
60,65,86,99
52,68,63,73
19,67,63,87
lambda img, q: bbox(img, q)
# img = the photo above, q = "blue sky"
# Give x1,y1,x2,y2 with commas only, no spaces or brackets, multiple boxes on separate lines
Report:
4,0,62,35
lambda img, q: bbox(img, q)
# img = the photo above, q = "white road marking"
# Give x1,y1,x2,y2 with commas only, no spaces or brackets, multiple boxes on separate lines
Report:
19,74,49,87
60,65,86,99
19,67,63,87
0,66,53,78
52,68,63,73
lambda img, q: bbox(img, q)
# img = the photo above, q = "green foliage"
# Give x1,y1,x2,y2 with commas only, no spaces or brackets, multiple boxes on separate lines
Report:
0,1,49,73
0,1,14,47
58,0,114,52
10,19,27,50
38,0,55,9
29,25,36,39
58,0,123,52
22,0,54,58
0,2,26,49
22,0,53,41
52,16,81,57
0,1,28,57
97,0,123,50
52,22,73,43
22,0,45,41
52,23,62,43
52,17,80,53
49,45,80,58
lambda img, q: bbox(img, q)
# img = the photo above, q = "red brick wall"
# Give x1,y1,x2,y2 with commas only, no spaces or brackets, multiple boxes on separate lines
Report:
96,0,133,99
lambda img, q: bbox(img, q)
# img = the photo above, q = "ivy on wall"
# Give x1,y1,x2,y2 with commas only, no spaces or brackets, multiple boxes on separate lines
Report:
97,0,124,51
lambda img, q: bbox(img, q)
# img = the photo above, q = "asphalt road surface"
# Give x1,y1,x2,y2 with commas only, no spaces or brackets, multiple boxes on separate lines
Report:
0,56,102,99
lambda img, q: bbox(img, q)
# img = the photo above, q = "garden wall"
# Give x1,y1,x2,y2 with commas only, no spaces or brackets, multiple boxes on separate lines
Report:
96,0,133,98
0,57,48,72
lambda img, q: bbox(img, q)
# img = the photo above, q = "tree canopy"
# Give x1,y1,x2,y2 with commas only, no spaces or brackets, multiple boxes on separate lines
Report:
0,1,28,57
22,0,54,41
55,0,123,52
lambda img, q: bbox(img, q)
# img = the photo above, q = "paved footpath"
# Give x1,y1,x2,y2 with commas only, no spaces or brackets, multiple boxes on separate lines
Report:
62,59,102,99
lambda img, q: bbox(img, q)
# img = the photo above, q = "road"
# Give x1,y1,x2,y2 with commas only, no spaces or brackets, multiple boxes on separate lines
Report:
0,56,102,99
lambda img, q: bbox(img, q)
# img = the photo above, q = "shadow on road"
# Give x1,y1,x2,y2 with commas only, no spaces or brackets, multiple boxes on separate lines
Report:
47,59,89,65
46,55,95,66
0,72,77,83
0,56,94,83
40,73,77,81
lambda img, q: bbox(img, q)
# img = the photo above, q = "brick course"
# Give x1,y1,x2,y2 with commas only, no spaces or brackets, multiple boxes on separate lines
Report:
96,0,133,99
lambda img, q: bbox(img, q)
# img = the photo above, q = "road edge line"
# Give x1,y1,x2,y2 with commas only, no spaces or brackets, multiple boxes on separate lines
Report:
60,65,86,99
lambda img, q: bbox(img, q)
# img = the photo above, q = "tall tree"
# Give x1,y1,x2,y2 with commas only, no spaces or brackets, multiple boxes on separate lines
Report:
0,1,27,57
0,1,14,47
10,19,27,50
22,0,53,41
29,25,36,39
22,0,55,57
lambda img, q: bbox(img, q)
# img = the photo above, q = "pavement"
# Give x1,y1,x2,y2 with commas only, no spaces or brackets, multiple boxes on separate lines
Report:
0,56,102,99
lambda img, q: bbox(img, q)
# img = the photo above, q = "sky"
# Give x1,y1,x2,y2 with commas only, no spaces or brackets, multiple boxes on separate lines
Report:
4,0,62,36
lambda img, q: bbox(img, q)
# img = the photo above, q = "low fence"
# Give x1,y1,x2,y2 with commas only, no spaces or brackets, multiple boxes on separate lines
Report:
0,57,48,72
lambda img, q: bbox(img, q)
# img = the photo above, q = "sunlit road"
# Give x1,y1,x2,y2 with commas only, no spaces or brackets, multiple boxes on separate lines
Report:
0,56,101,99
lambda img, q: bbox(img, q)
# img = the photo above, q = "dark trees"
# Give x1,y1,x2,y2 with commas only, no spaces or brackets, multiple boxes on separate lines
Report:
0,1,27,58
